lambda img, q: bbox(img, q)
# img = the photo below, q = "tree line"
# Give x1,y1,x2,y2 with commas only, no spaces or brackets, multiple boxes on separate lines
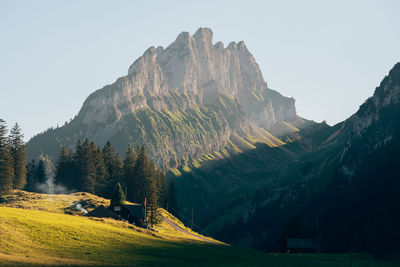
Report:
0,119,27,194
53,139,168,209
0,119,179,224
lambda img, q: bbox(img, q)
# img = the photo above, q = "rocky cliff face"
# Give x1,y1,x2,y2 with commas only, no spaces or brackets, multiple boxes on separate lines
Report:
27,28,305,167
339,63,400,176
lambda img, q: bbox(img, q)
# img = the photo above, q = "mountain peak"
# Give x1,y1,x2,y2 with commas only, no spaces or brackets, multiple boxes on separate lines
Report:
143,46,156,56
176,31,190,42
227,41,237,50
213,41,224,49
193,27,213,42
28,28,302,167
237,41,246,49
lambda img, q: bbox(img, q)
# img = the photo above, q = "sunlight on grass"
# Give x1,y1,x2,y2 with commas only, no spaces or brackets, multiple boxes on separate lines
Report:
0,191,398,266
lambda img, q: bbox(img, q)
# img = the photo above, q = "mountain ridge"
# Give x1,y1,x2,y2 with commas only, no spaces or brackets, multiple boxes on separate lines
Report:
175,62,400,257
27,28,311,167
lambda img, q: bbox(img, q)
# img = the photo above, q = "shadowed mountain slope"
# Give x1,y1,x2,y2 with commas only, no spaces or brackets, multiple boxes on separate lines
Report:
173,63,400,258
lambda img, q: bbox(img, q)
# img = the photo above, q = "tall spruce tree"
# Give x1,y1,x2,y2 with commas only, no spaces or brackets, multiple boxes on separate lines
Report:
147,179,160,227
155,169,168,208
133,147,162,226
102,141,123,197
9,123,27,189
123,145,136,201
25,159,47,192
91,142,107,196
74,139,96,193
110,182,126,205
0,119,13,194
131,146,153,204
25,159,38,192
74,139,84,190
146,160,161,227
54,146,74,188
34,159,47,190
34,154,54,193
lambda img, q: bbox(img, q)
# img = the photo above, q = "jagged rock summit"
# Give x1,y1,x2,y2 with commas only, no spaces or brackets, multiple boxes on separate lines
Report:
28,28,311,167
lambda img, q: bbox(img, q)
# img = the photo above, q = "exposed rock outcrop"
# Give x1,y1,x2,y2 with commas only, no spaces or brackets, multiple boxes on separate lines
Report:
27,28,307,167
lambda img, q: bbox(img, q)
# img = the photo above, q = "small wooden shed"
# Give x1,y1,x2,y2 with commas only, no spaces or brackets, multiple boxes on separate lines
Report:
109,203,146,226
86,205,119,219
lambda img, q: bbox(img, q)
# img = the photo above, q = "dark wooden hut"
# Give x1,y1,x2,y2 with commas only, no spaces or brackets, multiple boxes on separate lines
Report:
109,203,146,226
86,205,119,219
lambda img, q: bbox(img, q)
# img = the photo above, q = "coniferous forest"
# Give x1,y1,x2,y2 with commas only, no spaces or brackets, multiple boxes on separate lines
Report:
0,119,26,194
53,139,168,209
0,119,170,213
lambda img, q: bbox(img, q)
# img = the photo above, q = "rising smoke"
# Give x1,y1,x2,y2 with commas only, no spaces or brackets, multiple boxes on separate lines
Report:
34,154,74,195
71,203,88,214
33,155,88,214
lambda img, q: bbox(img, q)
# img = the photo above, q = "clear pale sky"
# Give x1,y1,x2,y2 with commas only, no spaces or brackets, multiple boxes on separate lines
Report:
1,0,399,141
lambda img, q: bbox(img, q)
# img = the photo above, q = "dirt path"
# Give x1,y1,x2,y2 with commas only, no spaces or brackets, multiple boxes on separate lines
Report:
162,216,217,243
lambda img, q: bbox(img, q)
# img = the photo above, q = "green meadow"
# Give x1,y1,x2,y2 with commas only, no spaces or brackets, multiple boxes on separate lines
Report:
0,191,398,266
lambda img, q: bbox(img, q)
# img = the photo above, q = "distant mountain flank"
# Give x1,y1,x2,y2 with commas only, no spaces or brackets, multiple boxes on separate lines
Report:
27,28,312,167
176,63,400,257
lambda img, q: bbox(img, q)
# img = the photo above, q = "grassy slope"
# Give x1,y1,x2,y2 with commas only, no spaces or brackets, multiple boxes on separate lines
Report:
0,191,397,266
0,190,109,214
0,190,218,244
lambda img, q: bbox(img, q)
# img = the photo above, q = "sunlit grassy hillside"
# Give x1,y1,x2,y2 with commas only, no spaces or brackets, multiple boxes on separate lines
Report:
0,191,398,266
0,207,225,266
0,190,218,243
0,190,109,214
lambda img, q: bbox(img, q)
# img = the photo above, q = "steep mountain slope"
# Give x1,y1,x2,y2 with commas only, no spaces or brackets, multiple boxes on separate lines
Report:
172,121,334,233
27,28,311,167
174,63,400,258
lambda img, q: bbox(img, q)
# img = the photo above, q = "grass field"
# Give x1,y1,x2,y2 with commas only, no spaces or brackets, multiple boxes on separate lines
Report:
0,191,399,266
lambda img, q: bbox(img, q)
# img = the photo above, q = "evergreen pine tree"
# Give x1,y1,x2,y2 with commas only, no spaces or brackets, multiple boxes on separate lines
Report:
110,182,126,205
74,139,84,191
91,142,107,196
25,159,37,192
102,141,123,197
123,144,163,226
40,153,55,187
146,163,161,228
0,119,13,194
35,159,47,186
83,140,97,193
9,123,27,189
71,140,84,190
123,145,136,201
155,169,168,208
74,139,96,193
55,145,70,187
24,159,46,193
136,148,161,227
131,146,153,204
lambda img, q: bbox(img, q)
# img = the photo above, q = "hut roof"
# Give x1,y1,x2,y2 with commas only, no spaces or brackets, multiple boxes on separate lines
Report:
86,205,119,219
109,203,144,218
123,204,144,217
